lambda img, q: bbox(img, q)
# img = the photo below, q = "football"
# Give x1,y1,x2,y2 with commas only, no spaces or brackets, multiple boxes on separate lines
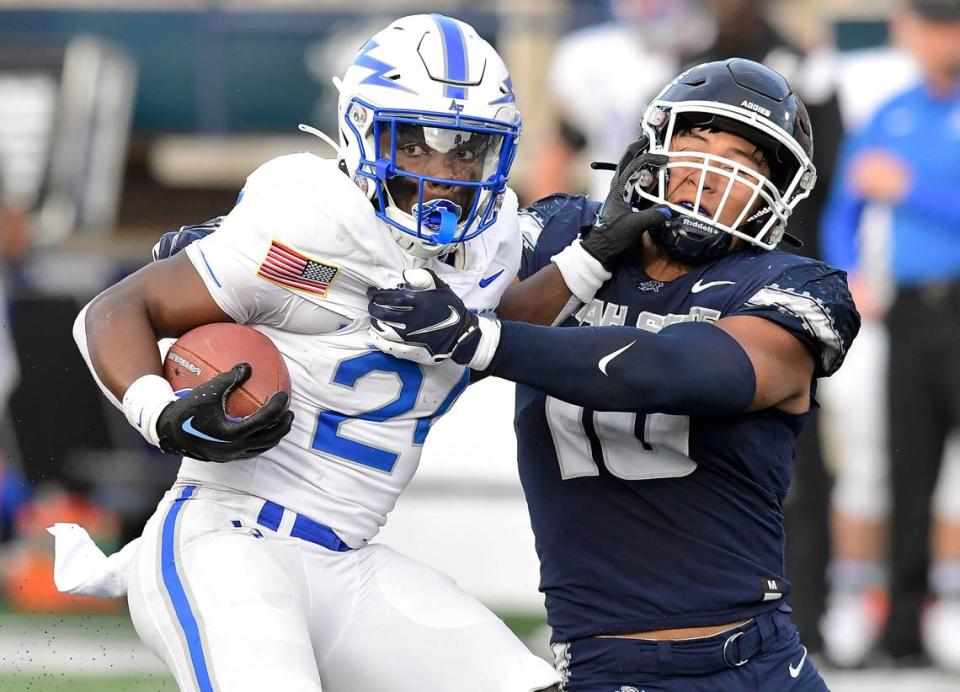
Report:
163,323,291,418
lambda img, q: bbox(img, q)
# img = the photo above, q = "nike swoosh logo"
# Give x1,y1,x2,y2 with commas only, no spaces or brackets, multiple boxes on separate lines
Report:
788,646,807,678
181,417,229,444
598,341,635,376
408,306,460,336
479,269,505,288
691,279,735,293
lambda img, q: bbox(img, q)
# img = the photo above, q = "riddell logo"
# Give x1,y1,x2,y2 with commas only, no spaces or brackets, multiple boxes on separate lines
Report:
168,352,201,375
740,100,771,117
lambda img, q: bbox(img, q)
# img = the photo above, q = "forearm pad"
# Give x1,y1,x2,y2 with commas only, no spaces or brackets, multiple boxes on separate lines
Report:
487,320,756,415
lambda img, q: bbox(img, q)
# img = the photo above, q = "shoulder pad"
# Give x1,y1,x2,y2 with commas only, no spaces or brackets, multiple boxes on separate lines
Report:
736,254,860,377
517,194,599,281
525,193,599,233
240,153,360,212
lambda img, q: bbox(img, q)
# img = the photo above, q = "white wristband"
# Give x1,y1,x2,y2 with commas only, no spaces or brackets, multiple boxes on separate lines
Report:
550,239,612,304
122,374,178,448
466,314,502,371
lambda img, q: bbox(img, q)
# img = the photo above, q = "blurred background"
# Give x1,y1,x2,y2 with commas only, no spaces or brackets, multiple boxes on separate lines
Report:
1,0,959,690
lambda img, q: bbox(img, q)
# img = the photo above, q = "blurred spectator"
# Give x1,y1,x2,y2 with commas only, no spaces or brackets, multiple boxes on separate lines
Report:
0,178,29,544
0,301,28,544
816,44,919,669
528,0,714,201
821,0,960,669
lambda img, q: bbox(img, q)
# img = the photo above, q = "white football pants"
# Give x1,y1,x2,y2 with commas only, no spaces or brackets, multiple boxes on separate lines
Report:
127,483,560,692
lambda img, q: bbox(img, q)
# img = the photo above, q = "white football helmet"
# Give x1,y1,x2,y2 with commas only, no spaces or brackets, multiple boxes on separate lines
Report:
335,14,521,258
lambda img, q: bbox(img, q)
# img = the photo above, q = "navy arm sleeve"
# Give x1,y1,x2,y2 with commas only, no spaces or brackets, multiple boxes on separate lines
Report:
486,320,756,415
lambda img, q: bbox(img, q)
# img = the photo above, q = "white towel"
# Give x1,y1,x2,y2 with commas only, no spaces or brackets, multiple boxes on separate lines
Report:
47,523,142,598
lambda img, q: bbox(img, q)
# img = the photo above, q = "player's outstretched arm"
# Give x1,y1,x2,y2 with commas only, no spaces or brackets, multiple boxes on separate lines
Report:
369,275,815,415
485,316,814,415
75,252,293,460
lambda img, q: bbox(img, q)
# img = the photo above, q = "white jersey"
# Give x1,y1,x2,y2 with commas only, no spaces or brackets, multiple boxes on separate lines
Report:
182,152,520,547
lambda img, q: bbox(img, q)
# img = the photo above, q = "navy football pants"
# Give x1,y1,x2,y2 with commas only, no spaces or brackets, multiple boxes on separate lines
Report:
558,607,828,691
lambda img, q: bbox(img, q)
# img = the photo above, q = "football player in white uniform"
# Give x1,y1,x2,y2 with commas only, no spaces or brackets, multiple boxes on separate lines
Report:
61,14,560,692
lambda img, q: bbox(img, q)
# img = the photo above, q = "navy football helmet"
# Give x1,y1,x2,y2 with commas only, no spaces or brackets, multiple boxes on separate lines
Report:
634,58,816,264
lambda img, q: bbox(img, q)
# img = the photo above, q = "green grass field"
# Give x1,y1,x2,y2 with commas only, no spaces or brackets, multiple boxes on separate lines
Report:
0,608,546,691
4,607,960,691
0,673,174,691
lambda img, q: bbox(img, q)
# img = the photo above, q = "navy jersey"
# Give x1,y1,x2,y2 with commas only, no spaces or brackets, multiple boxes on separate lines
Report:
515,194,859,643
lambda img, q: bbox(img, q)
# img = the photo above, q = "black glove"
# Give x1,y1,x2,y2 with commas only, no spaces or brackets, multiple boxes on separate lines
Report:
368,269,482,365
152,218,222,262
581,136,671,268
156,363,294,462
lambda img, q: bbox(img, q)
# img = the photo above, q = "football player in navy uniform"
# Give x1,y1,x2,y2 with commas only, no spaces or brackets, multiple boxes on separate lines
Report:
368,59,860,690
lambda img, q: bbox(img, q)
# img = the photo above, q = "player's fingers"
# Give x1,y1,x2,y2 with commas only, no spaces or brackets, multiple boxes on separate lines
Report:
622,152,668,185
246,391,290,427
630,206,673,230
372,336,438,364
368,289,417,314
641,152,669,168
225,391,288,436
248,409,295,439
616,136,649,173
368,317,405,341
215,362,252,403
246,410,295,447
402,268,448,291
195,363,248,401
228,362,253,385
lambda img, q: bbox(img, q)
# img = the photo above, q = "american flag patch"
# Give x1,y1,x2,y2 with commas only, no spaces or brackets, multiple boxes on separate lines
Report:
257,241,339,297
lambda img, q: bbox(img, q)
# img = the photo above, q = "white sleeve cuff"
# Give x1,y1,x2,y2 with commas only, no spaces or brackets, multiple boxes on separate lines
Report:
550,239,611,304
122,374,178,447
467,314,502,371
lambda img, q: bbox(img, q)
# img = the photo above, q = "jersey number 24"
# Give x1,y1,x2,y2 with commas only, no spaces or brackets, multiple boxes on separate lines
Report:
311,351,467,473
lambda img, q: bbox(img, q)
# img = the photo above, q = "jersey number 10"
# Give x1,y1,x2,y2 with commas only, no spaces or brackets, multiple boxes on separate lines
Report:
545,396,696,481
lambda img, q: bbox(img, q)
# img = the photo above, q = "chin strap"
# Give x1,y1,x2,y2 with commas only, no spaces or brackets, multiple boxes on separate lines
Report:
298,123,342,158
781,231,804,248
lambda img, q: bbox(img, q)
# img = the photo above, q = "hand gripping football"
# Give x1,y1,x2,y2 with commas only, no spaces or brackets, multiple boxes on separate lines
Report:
164,323,291,418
